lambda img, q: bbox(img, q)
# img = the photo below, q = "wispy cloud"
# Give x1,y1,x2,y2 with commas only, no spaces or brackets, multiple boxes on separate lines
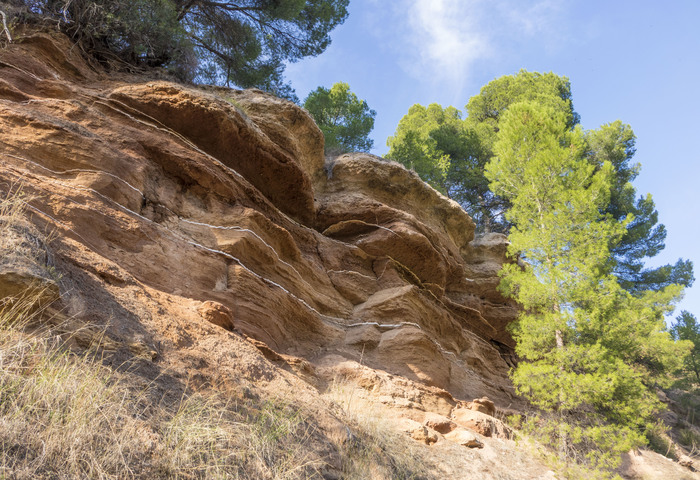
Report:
404,0,490,85
376,0,568,92
499,0,565,37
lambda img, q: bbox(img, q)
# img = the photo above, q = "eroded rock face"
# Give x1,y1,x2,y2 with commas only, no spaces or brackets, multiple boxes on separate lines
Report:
0,31,521,450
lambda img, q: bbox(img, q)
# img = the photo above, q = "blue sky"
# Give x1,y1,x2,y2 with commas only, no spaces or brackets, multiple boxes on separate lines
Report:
285,0,700,319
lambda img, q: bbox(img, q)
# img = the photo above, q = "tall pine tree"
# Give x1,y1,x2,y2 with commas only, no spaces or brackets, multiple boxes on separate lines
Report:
485,101,689,474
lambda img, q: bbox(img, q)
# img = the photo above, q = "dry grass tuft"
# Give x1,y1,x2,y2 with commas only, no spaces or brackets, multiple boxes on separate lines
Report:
0,184,45,266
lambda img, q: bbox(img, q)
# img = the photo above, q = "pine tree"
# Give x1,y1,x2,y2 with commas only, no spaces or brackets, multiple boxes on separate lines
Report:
387,71,694,288
485,101,689,474
303,82,376,154
10,0,349,98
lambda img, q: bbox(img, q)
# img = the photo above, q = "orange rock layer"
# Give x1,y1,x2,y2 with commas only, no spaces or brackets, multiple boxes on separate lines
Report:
0,32,520,424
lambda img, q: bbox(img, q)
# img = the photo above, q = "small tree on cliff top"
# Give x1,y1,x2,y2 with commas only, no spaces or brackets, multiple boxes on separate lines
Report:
304,82,376,154
386,103,499,230
485,101,689,474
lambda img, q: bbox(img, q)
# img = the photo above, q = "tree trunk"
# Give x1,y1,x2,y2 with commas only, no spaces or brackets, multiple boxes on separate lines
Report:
555,309,567,461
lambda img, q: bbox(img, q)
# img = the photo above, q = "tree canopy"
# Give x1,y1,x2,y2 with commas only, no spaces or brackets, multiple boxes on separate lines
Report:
387,70,580,233
386,104,500,230
466,69,580,131
10,0,349,99
387,70,694,294
303,82,376,154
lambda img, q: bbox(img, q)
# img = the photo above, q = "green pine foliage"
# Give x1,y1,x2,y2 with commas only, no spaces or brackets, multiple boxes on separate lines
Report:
303,82,376,154
15,0,189,68
671,311,700,385
465,69,580,130
386,103,465,192
385,104,500,230
386,70,693,292
485,101,690,474
386,70,581,233
8,0,349,98
585,121,695,292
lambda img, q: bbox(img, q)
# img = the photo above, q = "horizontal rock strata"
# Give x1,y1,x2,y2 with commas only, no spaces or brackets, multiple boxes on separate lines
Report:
0,31,522,452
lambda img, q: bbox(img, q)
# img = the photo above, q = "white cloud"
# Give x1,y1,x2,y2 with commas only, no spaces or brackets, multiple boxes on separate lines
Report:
380,0,568,92
404,0,490,84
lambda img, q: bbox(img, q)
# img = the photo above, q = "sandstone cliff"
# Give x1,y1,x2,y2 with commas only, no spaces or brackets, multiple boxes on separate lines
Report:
1,32,694,479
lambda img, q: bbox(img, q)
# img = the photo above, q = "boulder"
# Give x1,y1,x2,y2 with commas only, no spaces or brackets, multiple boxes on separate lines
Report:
452,408,495,437
410,425,439,445
679,454,694,468
468,397,497,416
445,429,484,448
198,301,235,331
423,412,457,434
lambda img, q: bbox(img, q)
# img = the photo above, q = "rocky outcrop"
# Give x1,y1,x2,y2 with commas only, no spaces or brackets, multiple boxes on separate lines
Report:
0,31,526,467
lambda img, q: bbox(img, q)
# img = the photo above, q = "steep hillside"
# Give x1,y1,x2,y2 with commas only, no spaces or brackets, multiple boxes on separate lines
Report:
0,31,696,479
